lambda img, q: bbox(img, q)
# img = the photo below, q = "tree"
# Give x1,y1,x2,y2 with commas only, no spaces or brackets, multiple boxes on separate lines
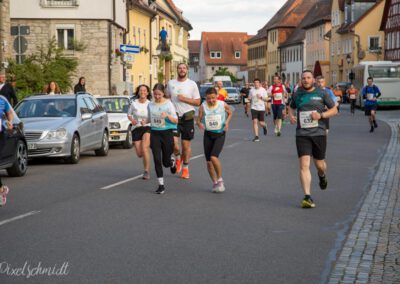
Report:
6,38,81,99
211,67,238,83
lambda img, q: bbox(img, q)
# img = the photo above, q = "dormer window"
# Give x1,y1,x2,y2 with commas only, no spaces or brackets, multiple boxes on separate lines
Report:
235,51,241,59
210,51,221,59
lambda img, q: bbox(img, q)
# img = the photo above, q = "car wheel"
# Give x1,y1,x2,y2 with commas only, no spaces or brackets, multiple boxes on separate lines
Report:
123,126,133,149
7,140,28,177
66,134,80,164
95,130,109,156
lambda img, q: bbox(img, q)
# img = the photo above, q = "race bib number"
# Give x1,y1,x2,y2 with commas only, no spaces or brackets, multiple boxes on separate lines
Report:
367,93,374,100
151,115,165,128
205,114,222,131
350,95,356,99
274,93,283,101
299,111,319,129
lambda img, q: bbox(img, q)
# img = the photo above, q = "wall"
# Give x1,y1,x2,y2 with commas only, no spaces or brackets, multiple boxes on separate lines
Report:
0,0,12,69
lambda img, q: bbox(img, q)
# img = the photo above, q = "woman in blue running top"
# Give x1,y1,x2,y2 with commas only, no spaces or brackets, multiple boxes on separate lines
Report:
196,88,232,193
0,96,13,206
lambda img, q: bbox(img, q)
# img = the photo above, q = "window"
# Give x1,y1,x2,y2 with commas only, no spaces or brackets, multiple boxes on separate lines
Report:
368,36,380,52
210,52,221,59
235,51,241,59
56,26,74,51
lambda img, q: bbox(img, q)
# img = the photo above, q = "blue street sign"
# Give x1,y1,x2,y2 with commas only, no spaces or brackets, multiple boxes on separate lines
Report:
120,44,140,54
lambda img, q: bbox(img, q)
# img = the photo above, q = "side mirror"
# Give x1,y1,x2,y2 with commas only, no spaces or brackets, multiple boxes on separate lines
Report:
81,113,93,120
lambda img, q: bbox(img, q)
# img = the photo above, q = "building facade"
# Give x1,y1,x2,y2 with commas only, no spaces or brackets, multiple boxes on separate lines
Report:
199,32,250,84
246,28,267,83
0,0,12,71
188,40,200,83
10,0,127,96
380,0,400,61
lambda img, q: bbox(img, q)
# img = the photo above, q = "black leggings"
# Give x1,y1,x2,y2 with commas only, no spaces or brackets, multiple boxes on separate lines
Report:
350,99,356,113
150,130,174,178
204,131,226,161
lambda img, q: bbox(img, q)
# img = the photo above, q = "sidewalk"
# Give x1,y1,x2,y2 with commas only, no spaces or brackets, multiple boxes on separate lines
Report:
328,118,400,284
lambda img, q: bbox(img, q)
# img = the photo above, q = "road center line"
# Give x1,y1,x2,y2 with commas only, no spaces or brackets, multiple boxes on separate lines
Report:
0,211,41,227
101,141,242,190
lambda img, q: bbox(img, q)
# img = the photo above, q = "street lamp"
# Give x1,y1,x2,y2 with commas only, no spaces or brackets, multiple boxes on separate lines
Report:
346,54,355,84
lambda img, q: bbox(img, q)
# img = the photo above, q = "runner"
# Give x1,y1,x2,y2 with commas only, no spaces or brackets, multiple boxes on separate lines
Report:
196,87,233,193
240,83,250,117
289,70,337,208
215,81,228,102
249,78,268,142
0,95,13,206
347,84,359,115
333,85,343,112
148,83,178,194
263,81,271,116
166,63,201,179
127,84,151,180
361,77,381,133
316,76,338,134
267,75,287,136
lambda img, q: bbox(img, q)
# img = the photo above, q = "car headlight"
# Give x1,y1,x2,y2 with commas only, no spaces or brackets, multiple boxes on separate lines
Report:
45,128,67,140
110,122,121,129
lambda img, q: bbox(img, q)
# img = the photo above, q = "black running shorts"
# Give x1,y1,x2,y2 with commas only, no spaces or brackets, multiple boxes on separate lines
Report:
174,118,195,141
203,131,226,161
272,104,284,120
132,126,151,142
296,136,327,160
251,109,265,122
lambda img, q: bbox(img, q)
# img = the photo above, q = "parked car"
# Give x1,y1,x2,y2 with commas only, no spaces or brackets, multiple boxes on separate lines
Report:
14,93,109,164
225,87,241,104
0,96,28,177
96,96,132,149
336,82,352,103
200,84,211,103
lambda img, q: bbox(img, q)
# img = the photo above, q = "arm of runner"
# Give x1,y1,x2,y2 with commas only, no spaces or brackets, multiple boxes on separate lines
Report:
375,86,382,98
224,103,233,131
127,104,138,125
289,107,297,125
5,104,13,130
163,101,178,124
196,105,205,130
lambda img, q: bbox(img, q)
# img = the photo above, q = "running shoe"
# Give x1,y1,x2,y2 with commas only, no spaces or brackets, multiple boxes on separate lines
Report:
170,157,177,174
216,181,225,193
175,159,182,174
212,183,219,193
277,131,281,137
252,136,260,142
370,125,374,133
0,186,9,207
155,185,165,194
301,197,315,208
142,171,150,180
263,127,267,136
373,121,378,128
318,174,328,190
181,167,190,179
274,127,278,135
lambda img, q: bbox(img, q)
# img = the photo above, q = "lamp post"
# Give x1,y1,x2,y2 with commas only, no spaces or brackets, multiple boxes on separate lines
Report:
346,54,355,84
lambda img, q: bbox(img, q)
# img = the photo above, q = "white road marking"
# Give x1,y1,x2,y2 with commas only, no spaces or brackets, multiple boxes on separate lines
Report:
0,211,40,227
101,141,242,190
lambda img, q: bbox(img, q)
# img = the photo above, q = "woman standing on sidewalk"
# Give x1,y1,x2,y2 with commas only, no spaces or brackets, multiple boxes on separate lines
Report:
148,83,178,194
196,87,232,193
127,85,152,180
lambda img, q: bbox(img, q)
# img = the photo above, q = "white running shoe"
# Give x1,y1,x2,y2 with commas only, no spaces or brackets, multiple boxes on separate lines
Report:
216,181,225,193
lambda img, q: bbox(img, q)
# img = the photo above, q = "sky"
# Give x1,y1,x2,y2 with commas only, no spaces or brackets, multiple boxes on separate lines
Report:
173,0,287,40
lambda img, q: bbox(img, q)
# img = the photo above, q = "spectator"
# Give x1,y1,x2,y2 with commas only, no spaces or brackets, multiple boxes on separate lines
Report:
74,77,86,94
159,27,168,51
0,72,18,107
45,81,61,95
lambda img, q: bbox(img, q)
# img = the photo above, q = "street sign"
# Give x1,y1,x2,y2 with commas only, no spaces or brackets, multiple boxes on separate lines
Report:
13,36,28,54
120,44,140,54
124,53,134,62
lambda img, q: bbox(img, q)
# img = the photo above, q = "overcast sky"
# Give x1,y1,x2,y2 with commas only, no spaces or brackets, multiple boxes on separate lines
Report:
173,0,287,40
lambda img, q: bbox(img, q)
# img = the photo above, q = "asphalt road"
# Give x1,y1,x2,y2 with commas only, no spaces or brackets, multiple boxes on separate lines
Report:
0,105,395,284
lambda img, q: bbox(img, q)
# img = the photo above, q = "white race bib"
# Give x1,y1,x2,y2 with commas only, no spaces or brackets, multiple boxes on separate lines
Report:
299,111,319,129
350,94,356,99
205,114,222,131
151,115,165,128
274,93,283,100
367,93,374,100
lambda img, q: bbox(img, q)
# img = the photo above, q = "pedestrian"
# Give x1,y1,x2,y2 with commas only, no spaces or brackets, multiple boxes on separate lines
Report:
0,95,13,206
215,81,228,101
166,63,201,179
74,77,86,94
362,77,381,132
196,87,232,193
289,70,337,209
347,84,358,115
45,81,61,95
127,84,152,180
316,76,338,134
249,78,268,142
333,85,343,112
0,72,18,107
148,83,178,194
240,83,251,117
267,75,287,137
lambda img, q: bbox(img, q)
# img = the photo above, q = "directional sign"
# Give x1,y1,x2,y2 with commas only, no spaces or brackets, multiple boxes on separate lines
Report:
120,44,140,54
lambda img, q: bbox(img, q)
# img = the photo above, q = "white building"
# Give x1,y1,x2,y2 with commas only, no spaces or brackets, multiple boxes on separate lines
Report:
10,0,127,96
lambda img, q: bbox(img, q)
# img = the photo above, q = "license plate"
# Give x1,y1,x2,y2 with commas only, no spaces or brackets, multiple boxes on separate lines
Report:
28,143,37,150
110,131,119,135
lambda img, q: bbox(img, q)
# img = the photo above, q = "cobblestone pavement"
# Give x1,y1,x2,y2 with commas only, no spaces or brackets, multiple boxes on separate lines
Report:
328,118,400,284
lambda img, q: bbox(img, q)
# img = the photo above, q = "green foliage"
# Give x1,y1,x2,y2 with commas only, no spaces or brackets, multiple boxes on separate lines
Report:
6,37,82,99
212,67,238,83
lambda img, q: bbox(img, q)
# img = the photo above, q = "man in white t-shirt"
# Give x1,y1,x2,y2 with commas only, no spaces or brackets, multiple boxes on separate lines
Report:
249,78,268,142
166,63,201,179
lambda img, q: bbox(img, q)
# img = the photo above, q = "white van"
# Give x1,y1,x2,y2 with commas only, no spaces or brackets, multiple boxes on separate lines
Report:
212,76,232,87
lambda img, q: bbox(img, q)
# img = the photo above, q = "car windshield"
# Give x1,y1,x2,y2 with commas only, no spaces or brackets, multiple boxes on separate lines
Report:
368,66,400,78
97,98,130,113
15,98,76,118
200,87,209,97
226,89,237,93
